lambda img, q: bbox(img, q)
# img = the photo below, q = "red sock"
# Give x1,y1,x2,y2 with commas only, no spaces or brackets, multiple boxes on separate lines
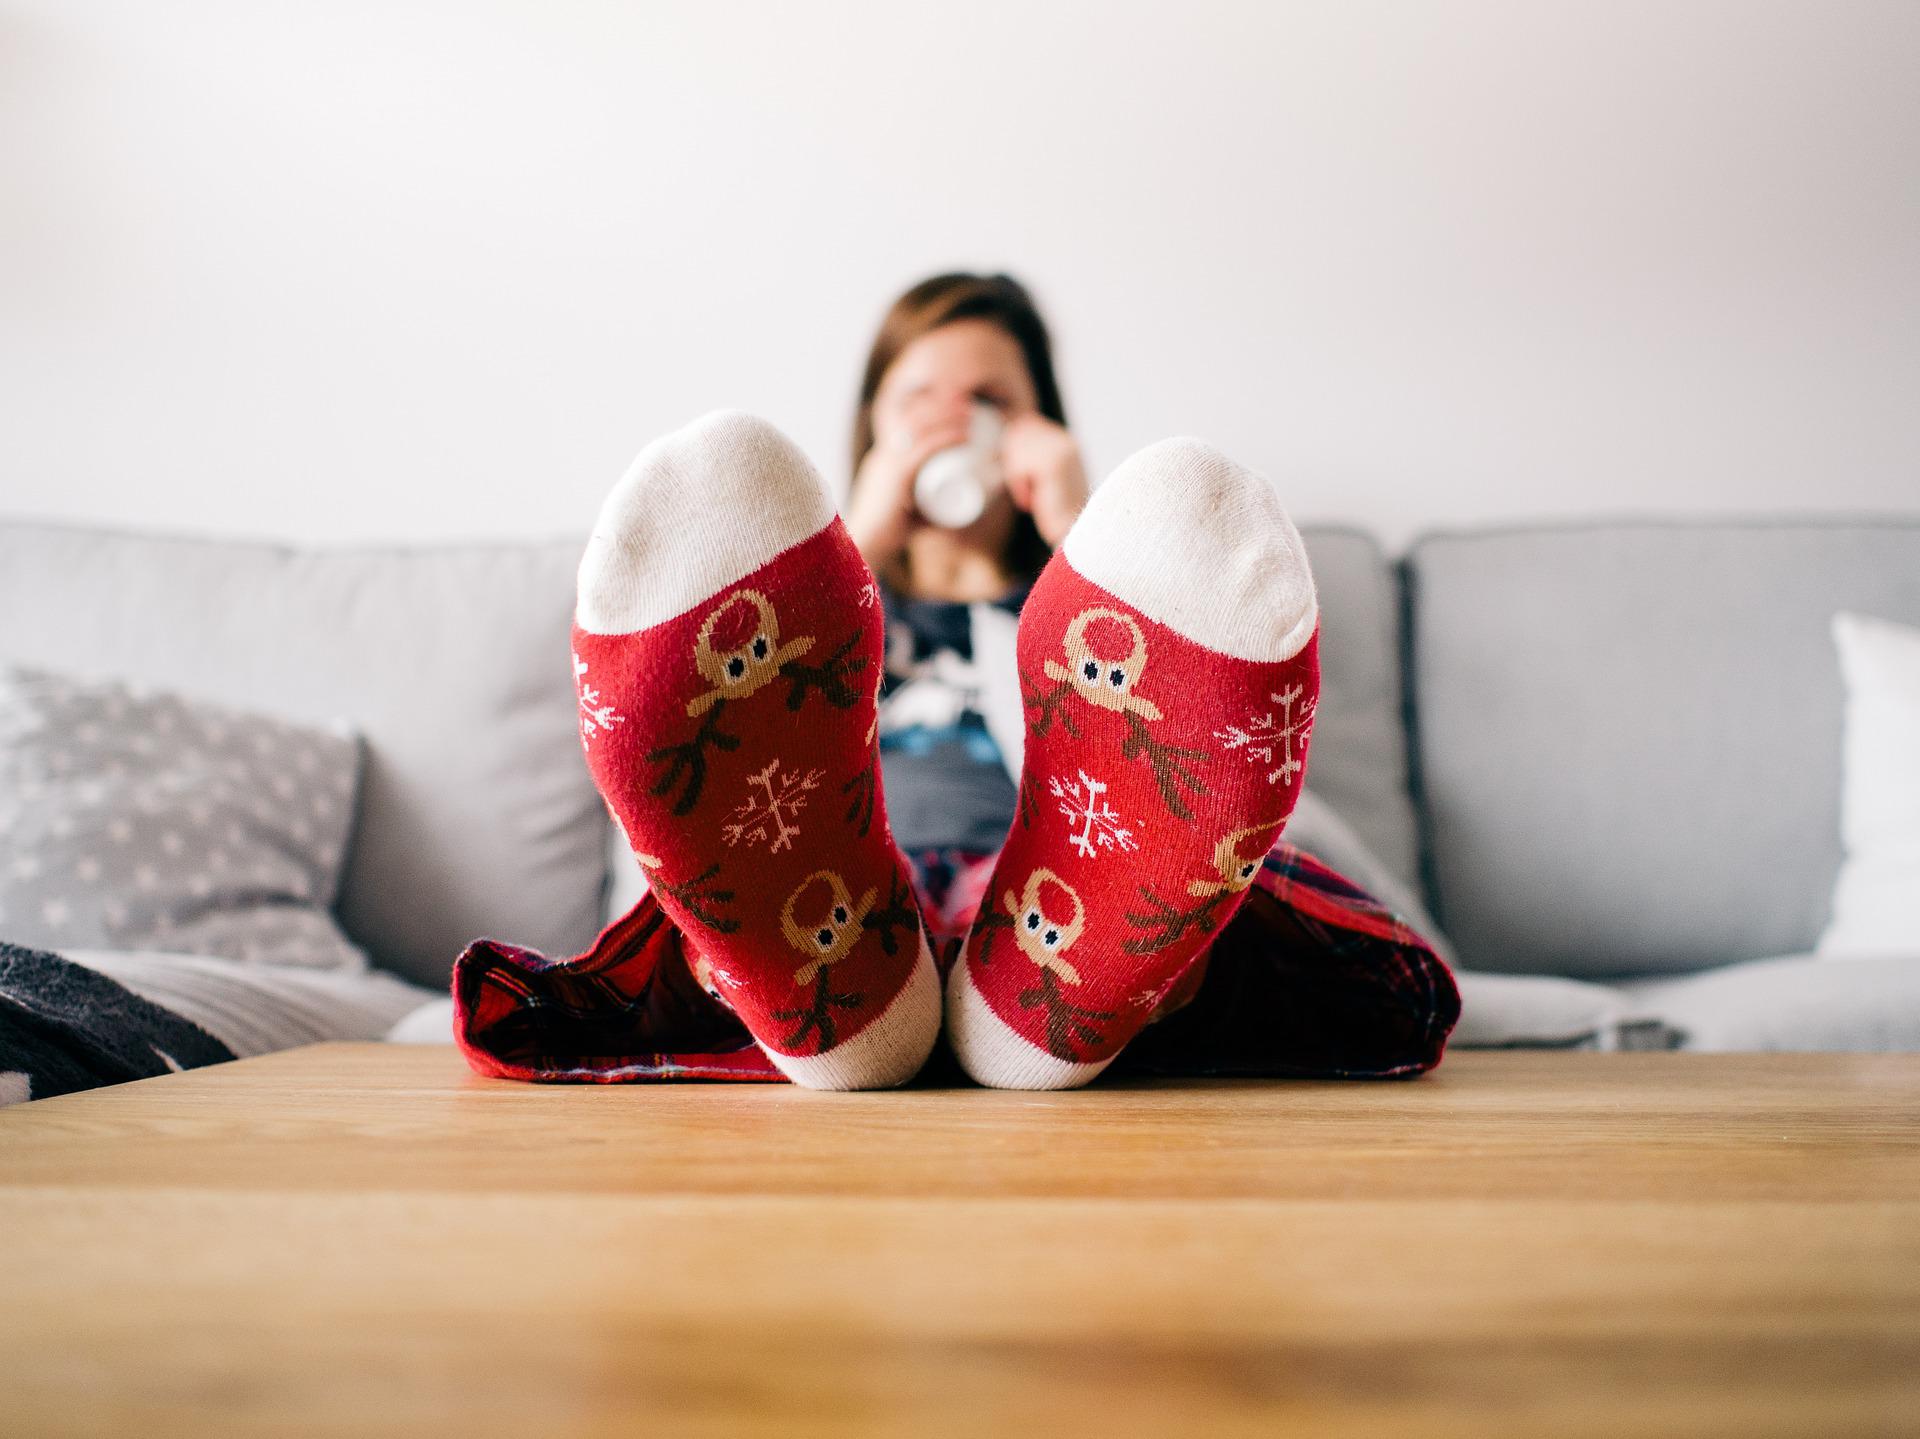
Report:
946,439,1320,1088
573,412,939,1089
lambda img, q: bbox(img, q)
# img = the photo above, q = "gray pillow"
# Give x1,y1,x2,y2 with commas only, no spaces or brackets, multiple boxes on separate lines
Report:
0,666,368,970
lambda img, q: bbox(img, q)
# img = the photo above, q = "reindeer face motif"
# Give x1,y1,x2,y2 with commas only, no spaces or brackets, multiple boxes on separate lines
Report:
780,870,877,986
687,590,815,717
1043,607,1162,721
1186,820,1284,899
1002,867,1087,984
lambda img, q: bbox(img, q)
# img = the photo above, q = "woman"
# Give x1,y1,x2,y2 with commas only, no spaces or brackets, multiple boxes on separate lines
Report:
844,272,1085,596
451,273,1459,1090
846,274,1086,866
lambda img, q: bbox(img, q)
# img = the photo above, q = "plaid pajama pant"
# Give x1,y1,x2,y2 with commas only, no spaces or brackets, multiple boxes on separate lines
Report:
452,841,1460,1084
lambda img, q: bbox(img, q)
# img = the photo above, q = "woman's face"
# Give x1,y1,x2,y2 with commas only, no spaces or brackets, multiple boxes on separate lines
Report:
869,318,1039,451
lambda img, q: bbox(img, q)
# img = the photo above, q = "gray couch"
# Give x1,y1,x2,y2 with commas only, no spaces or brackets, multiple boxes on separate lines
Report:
3,514,1916,1052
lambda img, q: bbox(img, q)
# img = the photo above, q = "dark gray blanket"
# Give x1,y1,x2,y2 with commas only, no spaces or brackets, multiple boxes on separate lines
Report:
0,941,234,1105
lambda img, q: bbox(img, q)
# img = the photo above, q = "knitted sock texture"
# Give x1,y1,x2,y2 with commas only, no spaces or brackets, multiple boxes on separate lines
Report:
573,411,939,1090
946,438,1320,1089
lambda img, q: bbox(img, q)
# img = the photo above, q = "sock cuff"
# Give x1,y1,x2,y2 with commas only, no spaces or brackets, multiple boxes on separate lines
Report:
577,410,836,636
1063,437,1317,663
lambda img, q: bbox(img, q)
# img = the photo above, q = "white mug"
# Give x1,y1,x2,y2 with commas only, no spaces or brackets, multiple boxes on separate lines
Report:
913,403,1005,529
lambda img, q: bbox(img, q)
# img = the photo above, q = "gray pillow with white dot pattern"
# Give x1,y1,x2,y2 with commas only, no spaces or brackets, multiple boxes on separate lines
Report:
0,665,368,971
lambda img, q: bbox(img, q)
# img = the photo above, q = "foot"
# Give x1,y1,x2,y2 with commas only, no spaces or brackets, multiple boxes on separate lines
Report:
946,438,1320,1088
573,411,940,1089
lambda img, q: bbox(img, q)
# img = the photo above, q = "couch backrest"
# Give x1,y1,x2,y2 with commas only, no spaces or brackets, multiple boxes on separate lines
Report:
1407,519,1920,977
0,517,1421,987
1293,526,1423,896
0,520,606,987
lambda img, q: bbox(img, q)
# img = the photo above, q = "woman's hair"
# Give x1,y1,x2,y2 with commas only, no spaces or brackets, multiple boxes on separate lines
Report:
851,271,1066,582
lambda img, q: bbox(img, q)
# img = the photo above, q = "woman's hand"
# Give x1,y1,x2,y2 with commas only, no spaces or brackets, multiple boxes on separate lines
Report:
999,413,1088,548
844,417,972,568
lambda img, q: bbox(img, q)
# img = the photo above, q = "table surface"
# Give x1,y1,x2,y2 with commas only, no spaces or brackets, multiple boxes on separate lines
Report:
2,1045,1916,1438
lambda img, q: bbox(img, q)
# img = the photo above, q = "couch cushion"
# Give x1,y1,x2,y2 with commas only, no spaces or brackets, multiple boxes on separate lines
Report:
1618,953,1920,1051
1449,971,1637,1050
0,521,604,987
1408,520,1920,976
1293,526,1420,895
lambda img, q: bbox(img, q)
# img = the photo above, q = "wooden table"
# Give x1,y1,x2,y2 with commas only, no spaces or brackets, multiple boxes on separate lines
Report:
2,1046,1916,1437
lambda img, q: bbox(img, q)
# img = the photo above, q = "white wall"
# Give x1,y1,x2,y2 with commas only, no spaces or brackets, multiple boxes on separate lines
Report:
3,0,1916,551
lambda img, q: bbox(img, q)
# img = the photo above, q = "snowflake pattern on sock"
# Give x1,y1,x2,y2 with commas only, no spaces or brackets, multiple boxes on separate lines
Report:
575,494,935,1084
574,652,626,747
1048,769,1138,859
721,758,824,854
1214,684,1315,786
953,544,1320,1082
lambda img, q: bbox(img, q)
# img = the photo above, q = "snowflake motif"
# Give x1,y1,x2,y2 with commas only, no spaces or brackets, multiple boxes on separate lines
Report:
856,582,879,609
574,652,626,747
1049,769,1138,859
721,758,824,854
1214,684,1316,786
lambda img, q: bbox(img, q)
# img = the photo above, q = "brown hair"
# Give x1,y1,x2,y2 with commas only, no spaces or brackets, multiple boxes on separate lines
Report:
851,272,1067,583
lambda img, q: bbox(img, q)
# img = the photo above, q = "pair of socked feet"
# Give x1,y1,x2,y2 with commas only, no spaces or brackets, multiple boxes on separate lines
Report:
575,412,1320,1090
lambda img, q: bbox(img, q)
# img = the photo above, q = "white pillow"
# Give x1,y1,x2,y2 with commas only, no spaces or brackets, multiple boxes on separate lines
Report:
1817,612,1920,960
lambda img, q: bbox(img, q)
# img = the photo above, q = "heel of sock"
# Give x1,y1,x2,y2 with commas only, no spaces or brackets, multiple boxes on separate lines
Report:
768,930,943,1090
944,958,1112,1091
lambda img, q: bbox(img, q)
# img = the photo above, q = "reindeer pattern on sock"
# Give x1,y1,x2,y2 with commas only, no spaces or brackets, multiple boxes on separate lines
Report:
575,520,920,1063
772,869,878,1052
644,587,871,816
1123,819,1286,955
1027,605,1210,820
969,562,1320,1067
984,868,1117,1061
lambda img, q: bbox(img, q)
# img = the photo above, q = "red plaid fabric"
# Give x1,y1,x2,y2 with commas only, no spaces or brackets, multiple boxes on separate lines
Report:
453,840,1459,1084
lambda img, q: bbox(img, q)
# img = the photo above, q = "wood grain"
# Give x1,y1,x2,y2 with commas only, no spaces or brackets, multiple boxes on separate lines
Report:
2,1045,1915,1437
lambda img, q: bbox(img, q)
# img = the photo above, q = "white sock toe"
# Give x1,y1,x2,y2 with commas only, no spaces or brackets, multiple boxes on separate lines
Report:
1062,438,1317,662
576,410,835,636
